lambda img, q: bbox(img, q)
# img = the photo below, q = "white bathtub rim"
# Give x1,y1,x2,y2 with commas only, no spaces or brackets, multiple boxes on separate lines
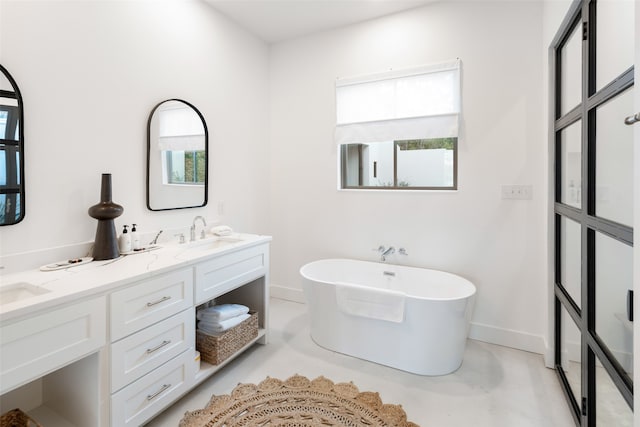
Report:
300,258,476,302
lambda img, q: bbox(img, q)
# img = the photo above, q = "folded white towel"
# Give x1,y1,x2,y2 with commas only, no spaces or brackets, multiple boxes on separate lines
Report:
197,304,249,322
335,282,405,323
198,313,251,335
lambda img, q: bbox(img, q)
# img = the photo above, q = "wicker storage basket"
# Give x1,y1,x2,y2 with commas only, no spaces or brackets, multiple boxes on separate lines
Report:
196,311,258,365
0,409,42,427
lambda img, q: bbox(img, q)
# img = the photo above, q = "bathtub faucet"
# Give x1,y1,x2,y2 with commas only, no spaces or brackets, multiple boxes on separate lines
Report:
378,246,395,262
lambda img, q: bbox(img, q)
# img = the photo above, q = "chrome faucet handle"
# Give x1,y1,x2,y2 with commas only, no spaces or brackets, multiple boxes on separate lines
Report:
398,248,408,256
374,245,386,253
189,225,196,242
200,229,206,239
175,233,186,244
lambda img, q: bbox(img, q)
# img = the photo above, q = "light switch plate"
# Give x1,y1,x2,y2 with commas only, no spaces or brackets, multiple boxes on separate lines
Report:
501,185,532,200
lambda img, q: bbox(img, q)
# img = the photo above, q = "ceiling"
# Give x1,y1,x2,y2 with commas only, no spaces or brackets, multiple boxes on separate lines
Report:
203,0,436,43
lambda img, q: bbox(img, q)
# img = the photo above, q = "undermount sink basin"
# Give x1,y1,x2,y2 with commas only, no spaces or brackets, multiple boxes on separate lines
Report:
183,236,244,251
0,282,50,305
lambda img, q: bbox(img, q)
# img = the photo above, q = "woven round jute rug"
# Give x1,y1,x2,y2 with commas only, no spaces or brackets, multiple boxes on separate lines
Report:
178,374,419,427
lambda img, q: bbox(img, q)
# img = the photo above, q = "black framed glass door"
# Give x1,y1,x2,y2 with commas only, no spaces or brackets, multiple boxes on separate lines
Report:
552,0,634,425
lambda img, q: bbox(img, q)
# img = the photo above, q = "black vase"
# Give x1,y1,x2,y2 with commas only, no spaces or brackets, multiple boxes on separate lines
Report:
88,173,124,260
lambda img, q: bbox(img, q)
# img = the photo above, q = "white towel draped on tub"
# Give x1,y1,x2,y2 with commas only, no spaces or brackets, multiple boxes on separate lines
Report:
334,282,406,323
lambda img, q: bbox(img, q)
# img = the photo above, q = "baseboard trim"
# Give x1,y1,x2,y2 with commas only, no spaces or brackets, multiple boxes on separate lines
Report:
543,337,554,368
468,322,546,355
270,284,306,303
270,284,547,355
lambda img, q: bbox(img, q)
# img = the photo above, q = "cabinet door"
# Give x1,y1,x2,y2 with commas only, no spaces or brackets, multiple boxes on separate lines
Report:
111,268,194,341
0,296,106,394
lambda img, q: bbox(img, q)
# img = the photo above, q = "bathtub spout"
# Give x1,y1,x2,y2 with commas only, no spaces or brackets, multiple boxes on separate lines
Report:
381,246,395,261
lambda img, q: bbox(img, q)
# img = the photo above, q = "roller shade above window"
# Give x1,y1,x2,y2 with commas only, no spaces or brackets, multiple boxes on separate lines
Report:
335,59,461,144
157,105,206,151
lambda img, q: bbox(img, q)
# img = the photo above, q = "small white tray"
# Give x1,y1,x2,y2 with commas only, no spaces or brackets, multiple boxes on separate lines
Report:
40,257,93,271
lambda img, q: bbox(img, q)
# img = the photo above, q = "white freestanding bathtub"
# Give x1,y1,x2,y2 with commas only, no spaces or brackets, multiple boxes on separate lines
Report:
300,259,476,375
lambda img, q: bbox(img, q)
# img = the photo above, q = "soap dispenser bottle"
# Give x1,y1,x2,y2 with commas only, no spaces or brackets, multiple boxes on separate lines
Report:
119,225,131,253
131,223,140,250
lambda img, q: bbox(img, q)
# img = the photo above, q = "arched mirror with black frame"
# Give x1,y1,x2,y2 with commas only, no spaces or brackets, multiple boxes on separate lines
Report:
146,99,208,211
0,64,25,226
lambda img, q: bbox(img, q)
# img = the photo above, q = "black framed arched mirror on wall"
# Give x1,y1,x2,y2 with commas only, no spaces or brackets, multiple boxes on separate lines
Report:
0,64,25,225
146,99,208,211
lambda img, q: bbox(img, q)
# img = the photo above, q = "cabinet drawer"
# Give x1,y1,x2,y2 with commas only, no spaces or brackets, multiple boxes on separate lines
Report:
111,350,194,427
0,296,106,395
195,244,268,304
111,268,193,341
111,308,195,392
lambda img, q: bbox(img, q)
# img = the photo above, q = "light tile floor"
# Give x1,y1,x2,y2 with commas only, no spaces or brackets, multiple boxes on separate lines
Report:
146,298,575,426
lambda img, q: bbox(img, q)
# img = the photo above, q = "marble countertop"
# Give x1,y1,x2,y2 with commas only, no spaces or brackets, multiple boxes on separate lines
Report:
0,233,271,323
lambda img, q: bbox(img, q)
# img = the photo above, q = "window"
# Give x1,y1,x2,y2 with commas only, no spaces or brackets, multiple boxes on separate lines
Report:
336,60,460,190
165,150,205,184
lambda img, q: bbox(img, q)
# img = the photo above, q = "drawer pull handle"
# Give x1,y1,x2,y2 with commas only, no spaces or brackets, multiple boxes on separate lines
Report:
147,383,171,401
146,296,171,307
146,340,171,354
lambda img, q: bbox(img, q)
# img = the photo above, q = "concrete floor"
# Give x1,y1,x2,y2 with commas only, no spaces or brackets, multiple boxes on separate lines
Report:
146,298,575,426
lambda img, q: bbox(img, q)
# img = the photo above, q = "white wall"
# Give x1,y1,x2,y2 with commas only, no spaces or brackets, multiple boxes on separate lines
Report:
269,1,547,353
0,0,270,258
0,0,613,359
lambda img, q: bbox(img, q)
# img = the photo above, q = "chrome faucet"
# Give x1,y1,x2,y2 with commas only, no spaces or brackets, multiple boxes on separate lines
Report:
190,216,207,241
377,245,395,262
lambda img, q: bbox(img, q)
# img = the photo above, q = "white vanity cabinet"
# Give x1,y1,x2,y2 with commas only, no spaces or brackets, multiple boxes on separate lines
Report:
108,240,270,426
0,235,271,427
0,296,106,396
0,296,107,426
192,242,270,382
109,268,195,427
